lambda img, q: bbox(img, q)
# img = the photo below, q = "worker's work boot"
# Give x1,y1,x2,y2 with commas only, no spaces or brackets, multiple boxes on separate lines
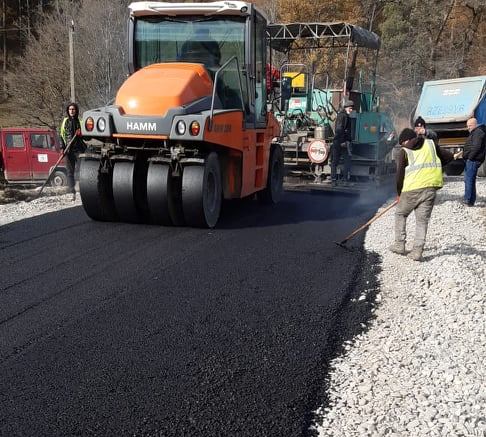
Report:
408,246,423,261
389,241,405,255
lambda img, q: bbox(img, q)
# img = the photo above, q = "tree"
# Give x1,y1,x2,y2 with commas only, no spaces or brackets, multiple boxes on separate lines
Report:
5,0,127,126
377,0,485,121
3,0,486,128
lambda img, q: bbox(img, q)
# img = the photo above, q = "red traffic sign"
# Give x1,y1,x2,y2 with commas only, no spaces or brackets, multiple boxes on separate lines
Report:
307,139,328,164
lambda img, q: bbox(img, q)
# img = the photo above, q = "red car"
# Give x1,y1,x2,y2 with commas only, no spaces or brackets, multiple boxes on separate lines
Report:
0,127,68,186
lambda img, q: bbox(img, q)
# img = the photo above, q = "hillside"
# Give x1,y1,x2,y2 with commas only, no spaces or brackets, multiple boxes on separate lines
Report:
0,101,27,128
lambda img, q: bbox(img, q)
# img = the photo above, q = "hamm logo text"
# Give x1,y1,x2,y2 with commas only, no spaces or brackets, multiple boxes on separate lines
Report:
126,121,157,131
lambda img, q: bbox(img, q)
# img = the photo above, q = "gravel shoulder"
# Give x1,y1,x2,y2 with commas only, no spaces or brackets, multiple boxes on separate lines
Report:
0,188,81,226
315,178,486,437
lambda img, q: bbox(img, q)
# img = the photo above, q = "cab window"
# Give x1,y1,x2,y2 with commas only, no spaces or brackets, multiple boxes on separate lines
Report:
30,134,50,149
5,134,24,149
134,16,248,111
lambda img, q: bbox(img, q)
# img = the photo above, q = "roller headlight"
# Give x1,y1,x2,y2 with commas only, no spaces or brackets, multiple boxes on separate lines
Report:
176,120,186,135
97,117,106,132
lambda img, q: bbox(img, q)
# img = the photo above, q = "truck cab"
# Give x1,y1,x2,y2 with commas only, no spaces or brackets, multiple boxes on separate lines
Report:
0,127,67,186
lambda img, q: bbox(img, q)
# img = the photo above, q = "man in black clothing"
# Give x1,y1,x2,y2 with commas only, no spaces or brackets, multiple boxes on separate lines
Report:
463,118,486,206
414,116,438,144
330,99,354,185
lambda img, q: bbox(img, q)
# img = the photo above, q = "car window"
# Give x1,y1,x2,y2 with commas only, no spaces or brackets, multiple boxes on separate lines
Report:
30,134,50,149
5,134,25,149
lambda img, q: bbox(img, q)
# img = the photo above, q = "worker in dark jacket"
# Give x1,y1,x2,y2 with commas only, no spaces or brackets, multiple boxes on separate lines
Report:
60,102,85,200
390,128,458,261
414,116,438,145
330,99,354,185
462,117,486,206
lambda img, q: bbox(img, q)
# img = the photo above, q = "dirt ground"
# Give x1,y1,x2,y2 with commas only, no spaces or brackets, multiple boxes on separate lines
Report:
0,100,25,128
0,186,71,205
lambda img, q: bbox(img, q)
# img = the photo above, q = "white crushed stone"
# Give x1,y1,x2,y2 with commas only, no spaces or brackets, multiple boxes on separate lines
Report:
315,178,486,437
0,192,81,226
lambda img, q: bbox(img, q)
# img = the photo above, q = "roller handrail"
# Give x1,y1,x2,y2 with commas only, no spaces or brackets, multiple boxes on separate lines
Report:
209,55,245,131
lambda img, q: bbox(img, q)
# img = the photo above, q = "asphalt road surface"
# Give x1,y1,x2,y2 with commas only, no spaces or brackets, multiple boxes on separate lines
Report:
0,188,390,436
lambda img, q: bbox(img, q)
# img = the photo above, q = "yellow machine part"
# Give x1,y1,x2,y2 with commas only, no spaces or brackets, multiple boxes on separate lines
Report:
283,72,306,89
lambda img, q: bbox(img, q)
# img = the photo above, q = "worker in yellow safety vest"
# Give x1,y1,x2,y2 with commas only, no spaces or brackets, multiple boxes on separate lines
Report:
60,102,85,200
389,128,460,261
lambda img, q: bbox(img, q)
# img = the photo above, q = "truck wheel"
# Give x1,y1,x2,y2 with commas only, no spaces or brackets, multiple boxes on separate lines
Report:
79,158,117,222
444,160,465,176
147,163,184,226
258,145,284,204
182,152,222,228
51,170,67,187
112,160,149,223
478,161,486,178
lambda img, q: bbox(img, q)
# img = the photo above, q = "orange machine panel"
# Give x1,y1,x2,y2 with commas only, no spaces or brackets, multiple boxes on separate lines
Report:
204,111,246,151
116,63,213,117
204,111,280,197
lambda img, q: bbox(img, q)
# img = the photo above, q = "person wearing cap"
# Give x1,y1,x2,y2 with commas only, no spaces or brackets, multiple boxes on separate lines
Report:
330,99,354,185
413,116,438,144
390,128,458,261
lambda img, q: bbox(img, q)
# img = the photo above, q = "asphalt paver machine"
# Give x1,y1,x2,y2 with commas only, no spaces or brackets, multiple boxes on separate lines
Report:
267,22,397,187
79,1,283,228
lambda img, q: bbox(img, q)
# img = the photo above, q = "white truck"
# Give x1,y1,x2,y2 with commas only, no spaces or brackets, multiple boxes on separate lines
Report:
413,75,486,176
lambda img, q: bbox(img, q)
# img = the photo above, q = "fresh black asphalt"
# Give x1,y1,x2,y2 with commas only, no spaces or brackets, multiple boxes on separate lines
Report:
0,188,390,436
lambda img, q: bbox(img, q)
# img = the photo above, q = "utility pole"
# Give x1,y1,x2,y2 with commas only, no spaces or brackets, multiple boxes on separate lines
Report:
69,19,75,102
2,0,6,96
26,0,31,37
369,3,377,31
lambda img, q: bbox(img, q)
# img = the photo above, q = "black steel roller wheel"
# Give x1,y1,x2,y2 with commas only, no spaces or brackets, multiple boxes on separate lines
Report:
182,152,222,228
147,163,185,226
79,158,117,222
112,160,149,223
257,145,284,204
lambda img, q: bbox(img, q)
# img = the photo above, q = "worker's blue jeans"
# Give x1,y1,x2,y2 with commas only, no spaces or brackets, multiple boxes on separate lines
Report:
464,159,481,205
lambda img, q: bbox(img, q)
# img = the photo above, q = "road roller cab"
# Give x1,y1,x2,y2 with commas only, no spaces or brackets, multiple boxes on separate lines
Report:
80,1,283,228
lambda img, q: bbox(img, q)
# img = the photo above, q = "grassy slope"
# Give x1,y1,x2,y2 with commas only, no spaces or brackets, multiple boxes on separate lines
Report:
0,100,27,128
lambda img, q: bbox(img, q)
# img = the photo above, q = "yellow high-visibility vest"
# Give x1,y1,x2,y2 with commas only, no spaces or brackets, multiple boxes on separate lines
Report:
402,139,443,192
60,117,82,145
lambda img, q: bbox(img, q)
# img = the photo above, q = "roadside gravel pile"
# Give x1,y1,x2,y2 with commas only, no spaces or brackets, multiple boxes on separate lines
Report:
316,178,486,437
0,189,81,226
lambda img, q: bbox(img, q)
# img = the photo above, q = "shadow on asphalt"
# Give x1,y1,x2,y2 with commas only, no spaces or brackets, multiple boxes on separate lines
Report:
218,186,394,230
305,250,382,436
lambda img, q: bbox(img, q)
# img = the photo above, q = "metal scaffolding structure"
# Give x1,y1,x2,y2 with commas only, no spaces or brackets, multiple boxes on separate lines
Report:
267,22,381,53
